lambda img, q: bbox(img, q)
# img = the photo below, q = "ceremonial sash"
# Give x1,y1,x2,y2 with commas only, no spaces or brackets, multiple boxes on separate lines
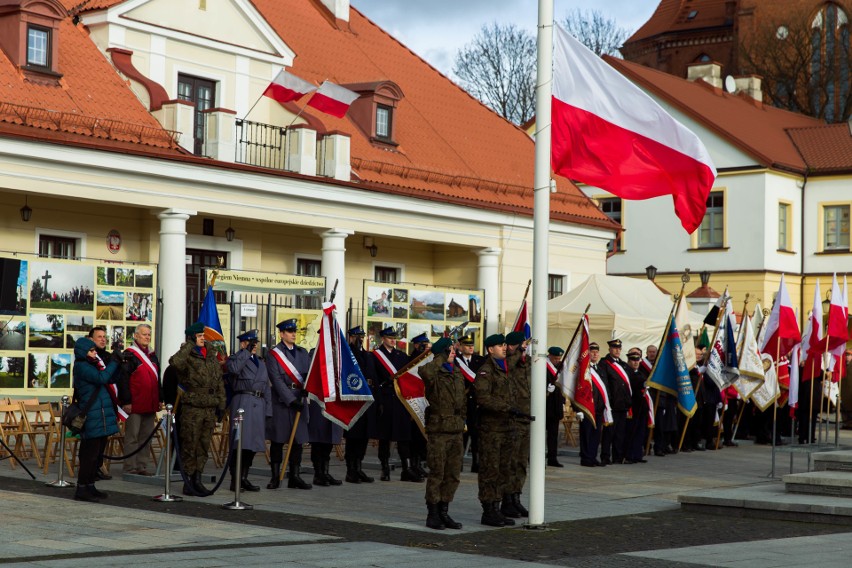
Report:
126,345,159,379
644,388,655,427
590,368,613,425
456,358,476,383
95,353,127,421
373,348,399,376
546,360,558,376
641,357,652,374
605,359,632,396
270,346,304,388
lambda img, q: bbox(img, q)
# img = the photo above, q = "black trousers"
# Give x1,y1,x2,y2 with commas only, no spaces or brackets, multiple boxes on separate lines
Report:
378,439,411,461
601,410,627,461
269,441,303,466
77,436,108,485
579,415,601,463
344,437,369,461
545,418,561,459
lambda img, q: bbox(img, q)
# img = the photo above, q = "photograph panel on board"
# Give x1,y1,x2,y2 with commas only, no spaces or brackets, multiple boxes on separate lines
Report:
50,353,72,388
97,290,125,321
28,313,64,348
28,353,49,388
0,356,26,389
392,288,408,303
135,269,154,288
115,268,135,287
0,318,26,351
392,304,408,319
126,293,153,321
97,267,115,286
445,292,469,322
409,290,445,320
366,286,392,317
0,258,27,316
468,294,482,323
29,261,94,310
108,325,126,351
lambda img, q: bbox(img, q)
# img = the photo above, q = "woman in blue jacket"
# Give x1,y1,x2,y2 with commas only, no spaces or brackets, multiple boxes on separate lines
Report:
72,336,121,501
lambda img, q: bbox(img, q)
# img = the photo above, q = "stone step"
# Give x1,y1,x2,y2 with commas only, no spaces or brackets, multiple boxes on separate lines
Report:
783,470,852,497
813,450,852,472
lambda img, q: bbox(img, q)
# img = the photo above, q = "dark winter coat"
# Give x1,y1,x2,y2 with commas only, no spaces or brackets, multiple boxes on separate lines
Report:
72,338,120,440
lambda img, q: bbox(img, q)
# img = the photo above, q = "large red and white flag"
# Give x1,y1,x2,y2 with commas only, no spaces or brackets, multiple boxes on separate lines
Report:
551,26,716,233
557,314,597,427
802,281,824,382
827,274,849,378
393,352,431,437
263,69,316,105
760,274,801,358
307,81,359,118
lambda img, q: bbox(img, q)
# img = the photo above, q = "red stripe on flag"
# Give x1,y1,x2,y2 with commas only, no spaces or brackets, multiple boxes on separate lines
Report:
308,93,351,118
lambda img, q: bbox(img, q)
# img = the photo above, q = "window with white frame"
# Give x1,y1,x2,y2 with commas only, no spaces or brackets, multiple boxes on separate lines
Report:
374,265,400,284
296,258,322,309
598,197,622,253
778,202,791,251
824,204,850,250
697,192,724,248
27,26,50,68
548,274,564,300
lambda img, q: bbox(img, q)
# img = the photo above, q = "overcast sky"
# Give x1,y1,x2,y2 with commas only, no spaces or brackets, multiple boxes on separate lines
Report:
350,0,659,75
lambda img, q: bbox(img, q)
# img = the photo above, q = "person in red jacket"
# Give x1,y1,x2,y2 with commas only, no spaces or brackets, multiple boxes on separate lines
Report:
117,324,162,475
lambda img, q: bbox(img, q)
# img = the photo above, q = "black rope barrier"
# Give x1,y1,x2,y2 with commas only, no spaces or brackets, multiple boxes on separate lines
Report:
101,418,164,461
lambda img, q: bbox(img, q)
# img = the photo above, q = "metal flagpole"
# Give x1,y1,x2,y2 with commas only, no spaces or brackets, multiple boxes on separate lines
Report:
528,0,554,529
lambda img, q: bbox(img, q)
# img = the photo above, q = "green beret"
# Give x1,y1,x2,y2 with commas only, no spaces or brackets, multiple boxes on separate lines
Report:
548,346,564,357
484,334,505,348
505,331,526,346
431,337,452,355
185,321,204,336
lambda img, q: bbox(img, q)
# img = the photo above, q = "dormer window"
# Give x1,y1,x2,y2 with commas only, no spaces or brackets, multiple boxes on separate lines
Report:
376,104,392,141
27,25,50,68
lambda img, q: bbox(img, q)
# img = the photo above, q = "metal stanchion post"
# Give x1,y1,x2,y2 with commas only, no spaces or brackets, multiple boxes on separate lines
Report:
46,396,75,488
154,404,182,502
223,408,252,510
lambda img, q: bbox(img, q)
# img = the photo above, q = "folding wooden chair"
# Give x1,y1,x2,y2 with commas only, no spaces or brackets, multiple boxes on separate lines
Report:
209,412,231,467
18,399,54,468
562,403,579,447
0,402,29,468
41,404,78,477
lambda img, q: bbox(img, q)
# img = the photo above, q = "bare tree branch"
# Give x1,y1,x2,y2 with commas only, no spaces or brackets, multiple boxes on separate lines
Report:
561,9,630,57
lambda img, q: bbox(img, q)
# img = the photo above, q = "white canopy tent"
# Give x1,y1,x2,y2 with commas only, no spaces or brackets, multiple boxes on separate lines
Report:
546,273,706,351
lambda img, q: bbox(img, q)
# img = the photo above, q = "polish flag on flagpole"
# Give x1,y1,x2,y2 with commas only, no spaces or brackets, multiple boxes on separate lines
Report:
263,69,316,105
827,273,849,378
307,81,359,118
760,274,801,358
551,26,716,234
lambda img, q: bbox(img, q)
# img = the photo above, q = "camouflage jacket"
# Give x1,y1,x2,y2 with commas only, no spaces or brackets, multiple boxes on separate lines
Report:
419,353,466,435
169,341,226,410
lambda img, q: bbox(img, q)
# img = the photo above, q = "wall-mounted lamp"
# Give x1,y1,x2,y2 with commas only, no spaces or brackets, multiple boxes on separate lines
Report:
20,196,32,222
645,264,657,281
700,271,711,287
225,221,235,242
364,236,378,258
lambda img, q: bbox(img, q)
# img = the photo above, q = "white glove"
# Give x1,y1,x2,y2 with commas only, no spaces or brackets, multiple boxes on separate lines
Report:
547,384,556,393
576,412,584,421
716,402,723,410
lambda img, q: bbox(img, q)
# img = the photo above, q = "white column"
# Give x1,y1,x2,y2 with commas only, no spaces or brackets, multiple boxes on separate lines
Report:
158,209,195,364
317,228,353,315
476,247,501,337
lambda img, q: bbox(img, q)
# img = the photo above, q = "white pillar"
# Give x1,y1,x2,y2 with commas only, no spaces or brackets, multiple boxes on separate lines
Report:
476,247,501,337
158,209,195,364
317,228,353,316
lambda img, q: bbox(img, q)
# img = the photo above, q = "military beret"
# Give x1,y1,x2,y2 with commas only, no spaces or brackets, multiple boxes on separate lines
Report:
484,334,505,348
458,335,475,345
548,346,564,357
347,325,366,336
411,332,430,344
185,321,204,336
505,331,526,345
431,337,452,355
379,326,398,338
589,342,600,351
607,339,622,348
237,329,258,342
276,319,298,332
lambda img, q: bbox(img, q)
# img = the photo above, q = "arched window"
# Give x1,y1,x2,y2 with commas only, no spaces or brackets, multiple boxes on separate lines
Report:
695,53,713,62
811,3,850,121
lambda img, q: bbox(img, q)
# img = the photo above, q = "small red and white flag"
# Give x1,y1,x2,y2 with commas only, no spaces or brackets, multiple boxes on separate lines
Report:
551,26,716,234
307,81,359,118
263,69,316,105
760,274,801,358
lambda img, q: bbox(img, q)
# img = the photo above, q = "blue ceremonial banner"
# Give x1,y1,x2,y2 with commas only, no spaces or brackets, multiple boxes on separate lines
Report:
198,287,225,345
724,312,738,370
647,316,697,417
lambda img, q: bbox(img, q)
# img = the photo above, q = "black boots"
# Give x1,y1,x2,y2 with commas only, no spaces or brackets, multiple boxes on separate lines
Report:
74,484,105,502
312,458,342,487
267,462,281,489
324,458,342,485
184,472,212,497
426,502,445,530
345,458,361,483
356,460,374,483
380,458,391,481
438,501,462,529
400,458,424,482
501,494,522,519
480,500,505,527
470,452,479,473
288,461,313,489
512,493,528,517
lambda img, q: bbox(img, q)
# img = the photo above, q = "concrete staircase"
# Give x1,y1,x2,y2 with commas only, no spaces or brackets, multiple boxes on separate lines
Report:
783,451,852,497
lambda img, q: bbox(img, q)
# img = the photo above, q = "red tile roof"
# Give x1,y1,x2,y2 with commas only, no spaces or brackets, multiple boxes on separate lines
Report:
1,0,617,229
605,57,824,173
687,284,721,299
626,0,732,44
787,124,852,174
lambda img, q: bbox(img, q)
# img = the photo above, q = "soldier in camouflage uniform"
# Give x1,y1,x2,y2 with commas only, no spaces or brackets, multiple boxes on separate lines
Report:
170,321,226,497
504,331,531,519
418,337,466,530
475,333,517,527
